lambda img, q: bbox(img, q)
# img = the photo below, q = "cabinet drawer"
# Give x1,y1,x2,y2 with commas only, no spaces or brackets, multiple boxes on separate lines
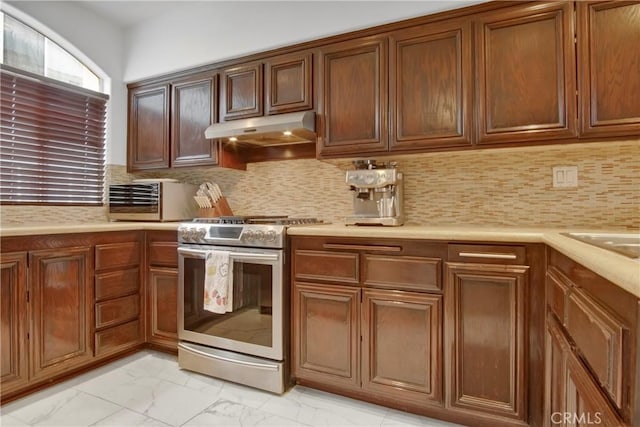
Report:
566,288,625,409
294,250,359,285
95,268,140,301
148,241,178,267
95,319,142,356
95,241,140,270
363,255,441,292
448,244,525,264
95,294,140,329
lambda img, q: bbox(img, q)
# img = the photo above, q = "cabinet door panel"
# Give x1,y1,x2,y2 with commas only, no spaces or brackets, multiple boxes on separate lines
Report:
266,52,312,114
565,345,625,427
362,289,442,404
29,247,93,380
318,37,388,156
544,316,568,426
0,252,28,394
128,85,170,170
293,282,360,389
220,63,263,121
566,288,625,409
578,1,640,137
475,2,576,144
147,267,178,349
172,74,219,167
446,262,528,421
390,19,472,150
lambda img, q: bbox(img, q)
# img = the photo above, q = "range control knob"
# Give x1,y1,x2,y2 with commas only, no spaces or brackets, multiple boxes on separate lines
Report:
243,230,255,241
265,230,277,242
196,229,206,240
254,230,265,242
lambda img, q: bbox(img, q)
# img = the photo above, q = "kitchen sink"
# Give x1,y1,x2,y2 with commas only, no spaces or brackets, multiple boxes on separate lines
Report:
562,232,640,260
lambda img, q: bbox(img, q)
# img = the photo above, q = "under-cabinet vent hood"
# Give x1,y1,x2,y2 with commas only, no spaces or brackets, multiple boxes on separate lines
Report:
204,111,315,147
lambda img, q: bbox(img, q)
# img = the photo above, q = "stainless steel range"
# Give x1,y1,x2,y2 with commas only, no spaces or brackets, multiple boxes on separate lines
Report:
176,216,322,394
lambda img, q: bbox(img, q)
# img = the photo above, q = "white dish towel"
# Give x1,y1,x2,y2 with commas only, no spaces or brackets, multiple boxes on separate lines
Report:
203,250,233,314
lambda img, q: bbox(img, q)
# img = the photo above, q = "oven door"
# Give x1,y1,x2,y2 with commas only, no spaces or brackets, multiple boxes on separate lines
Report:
177,245,283,360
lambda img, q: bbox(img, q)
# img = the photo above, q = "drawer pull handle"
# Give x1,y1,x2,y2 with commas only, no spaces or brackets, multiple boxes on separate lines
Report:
323,243,401,252
458,252,517,260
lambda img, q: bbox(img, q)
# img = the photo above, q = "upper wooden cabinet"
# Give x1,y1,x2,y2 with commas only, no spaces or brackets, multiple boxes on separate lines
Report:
389,19,472,150
128,84,170,170
220,62,263,121
171,73,219,167
219,53,314,120
318,37,388,157
474,2,577,145
577,1,640,138
128,74,247,172
265,52,313,115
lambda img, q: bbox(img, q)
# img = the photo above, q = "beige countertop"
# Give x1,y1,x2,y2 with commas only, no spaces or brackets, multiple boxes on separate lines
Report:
0,221,180,237
1,222,638,298
288,224,640,299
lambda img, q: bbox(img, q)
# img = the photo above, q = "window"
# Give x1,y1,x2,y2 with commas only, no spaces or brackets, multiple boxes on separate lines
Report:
0,12,107,205
1,13,101,91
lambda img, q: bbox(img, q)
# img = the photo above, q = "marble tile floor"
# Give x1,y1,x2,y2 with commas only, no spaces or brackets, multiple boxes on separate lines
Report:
0,350,462,427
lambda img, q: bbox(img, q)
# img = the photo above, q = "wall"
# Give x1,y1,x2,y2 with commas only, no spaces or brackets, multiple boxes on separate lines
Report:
3,140,637,229
123,1,485,82
118,139,636,230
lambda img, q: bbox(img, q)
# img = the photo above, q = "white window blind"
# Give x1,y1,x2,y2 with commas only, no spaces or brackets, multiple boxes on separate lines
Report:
0,64,107,205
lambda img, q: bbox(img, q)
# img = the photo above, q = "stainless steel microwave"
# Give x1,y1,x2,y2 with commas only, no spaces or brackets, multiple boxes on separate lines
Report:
108,182,197,221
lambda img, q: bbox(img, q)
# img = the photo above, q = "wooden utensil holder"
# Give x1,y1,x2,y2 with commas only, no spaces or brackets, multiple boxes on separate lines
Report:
199,197,234,218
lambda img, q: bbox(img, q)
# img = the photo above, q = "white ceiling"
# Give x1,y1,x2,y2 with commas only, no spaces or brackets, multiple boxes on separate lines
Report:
77,1,480,29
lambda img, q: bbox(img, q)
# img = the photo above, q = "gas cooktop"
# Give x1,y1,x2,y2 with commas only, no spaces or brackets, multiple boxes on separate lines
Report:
179,216,325,248
191,216,324,225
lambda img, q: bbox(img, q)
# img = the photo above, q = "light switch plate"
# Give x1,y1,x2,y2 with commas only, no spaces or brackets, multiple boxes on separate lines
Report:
552,166,578,188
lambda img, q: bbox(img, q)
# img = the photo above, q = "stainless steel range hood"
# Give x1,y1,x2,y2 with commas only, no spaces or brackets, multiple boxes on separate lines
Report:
204,111,315,147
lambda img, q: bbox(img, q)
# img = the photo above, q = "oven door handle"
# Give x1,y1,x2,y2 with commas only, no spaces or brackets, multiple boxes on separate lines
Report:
178,247,280,262
178,343,279,371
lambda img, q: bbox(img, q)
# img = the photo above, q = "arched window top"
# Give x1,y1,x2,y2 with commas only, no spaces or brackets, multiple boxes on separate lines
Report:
0,11,102,92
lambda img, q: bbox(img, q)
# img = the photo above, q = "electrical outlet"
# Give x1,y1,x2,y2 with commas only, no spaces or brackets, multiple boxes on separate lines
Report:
552,166,578,188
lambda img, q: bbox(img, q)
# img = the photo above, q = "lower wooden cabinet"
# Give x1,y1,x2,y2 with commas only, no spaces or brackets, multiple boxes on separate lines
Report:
0,252,28,395
0,232,144,404
292,281,443,406
146,231,179,351
29,246,94,381
545,315,625,427
293,282,361,389
445,261,528,422
544,249,637,426
361,289,442,405
94,240,143,359
291,237,448,413
147,268,178,348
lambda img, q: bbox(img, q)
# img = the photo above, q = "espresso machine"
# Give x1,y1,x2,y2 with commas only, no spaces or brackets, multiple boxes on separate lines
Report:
345,160,404,226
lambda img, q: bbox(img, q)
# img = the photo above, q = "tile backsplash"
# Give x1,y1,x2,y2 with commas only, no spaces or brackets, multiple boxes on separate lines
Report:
2,139,638,229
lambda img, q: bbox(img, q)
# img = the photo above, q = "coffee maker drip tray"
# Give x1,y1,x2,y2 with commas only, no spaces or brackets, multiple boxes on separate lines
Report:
345,216,404,226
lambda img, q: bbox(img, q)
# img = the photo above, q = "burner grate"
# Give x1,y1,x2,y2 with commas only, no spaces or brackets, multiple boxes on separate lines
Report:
191,216,324,225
